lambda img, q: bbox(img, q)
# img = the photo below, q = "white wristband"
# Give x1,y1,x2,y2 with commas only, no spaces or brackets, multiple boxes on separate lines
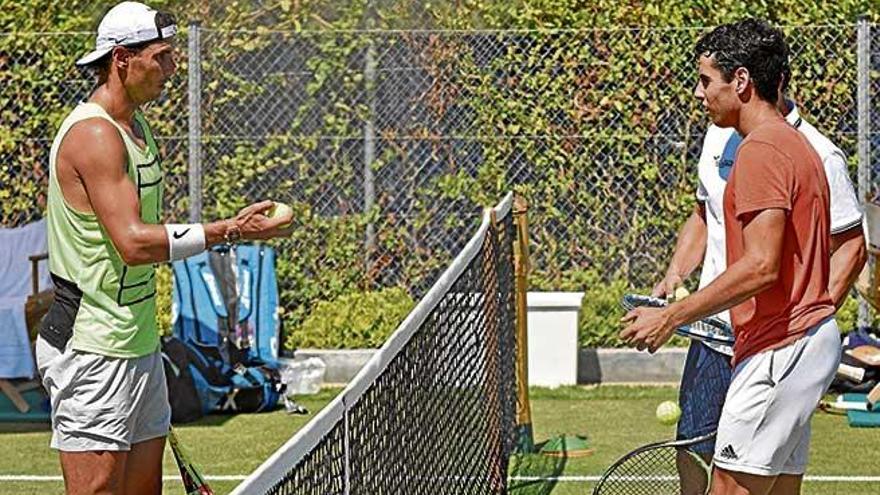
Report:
165,224,206,261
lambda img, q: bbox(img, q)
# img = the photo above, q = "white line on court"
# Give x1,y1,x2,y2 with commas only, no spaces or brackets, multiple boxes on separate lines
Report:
509,475,880,483
0,475,247,482
3,475,880,483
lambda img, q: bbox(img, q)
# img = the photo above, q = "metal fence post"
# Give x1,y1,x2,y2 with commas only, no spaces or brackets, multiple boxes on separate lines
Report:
188,21,203,223
363,6,378,265
364,42,377,257
857,16,871,327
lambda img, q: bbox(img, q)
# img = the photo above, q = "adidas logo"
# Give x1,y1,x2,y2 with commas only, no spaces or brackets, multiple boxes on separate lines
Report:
719,444,739,460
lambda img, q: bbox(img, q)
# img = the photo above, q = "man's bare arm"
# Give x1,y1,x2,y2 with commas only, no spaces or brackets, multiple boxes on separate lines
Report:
667,208,785,328
652,202,708,297
621,208,785,352
63,120,289,266
829,226,867,308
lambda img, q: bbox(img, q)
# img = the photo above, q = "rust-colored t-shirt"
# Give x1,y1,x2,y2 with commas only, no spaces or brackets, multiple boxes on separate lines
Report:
723,119,835,365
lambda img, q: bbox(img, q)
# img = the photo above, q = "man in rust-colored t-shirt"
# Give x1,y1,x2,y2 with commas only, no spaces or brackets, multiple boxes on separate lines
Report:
621,19,842,494
723,121,836,365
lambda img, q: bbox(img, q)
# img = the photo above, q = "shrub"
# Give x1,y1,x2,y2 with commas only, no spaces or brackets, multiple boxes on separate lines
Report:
289,287,415,349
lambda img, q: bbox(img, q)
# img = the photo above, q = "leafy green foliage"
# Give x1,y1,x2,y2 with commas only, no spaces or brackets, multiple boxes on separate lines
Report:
836,292,880,332
531,268,691,348
155,263,173,336
290,287,414,349
838,293,860,332
2,1,876,350
274,204,374,336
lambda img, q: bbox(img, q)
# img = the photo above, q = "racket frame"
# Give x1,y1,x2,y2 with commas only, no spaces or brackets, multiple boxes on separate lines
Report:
621,294,735,346
592,431,717,495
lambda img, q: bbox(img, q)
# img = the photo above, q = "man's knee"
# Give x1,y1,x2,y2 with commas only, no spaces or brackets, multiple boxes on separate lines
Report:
769,474,803,495
124,437,165,495
60,450,127,495
711,467,775,495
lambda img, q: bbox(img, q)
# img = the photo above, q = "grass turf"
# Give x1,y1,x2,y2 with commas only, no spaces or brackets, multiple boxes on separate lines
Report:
512,386,880,494
0,386,877,494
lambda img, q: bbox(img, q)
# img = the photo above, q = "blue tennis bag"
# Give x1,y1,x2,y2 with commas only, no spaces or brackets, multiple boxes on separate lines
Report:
172,244,280,363
162,335,285,419
168,244,285,417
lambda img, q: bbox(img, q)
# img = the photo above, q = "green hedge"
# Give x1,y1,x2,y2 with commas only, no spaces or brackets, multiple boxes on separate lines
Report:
290,287,414,349
2,1,877,350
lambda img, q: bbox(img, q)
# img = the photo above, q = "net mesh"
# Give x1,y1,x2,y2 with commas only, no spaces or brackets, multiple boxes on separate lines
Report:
240,194,517,495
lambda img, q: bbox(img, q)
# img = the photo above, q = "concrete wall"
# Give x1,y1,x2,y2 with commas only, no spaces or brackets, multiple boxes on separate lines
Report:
577,348,687,383
283,347,689,387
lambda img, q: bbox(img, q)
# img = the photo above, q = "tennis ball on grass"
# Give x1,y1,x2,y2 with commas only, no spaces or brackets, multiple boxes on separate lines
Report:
673,286,690,302
656,400,682,426
267,201,293,228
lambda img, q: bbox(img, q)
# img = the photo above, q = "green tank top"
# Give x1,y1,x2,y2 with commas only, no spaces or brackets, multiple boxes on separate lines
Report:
47,102,163,358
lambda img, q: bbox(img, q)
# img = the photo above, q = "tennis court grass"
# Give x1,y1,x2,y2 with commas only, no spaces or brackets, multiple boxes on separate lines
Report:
512,386,880,494
1,385,877,494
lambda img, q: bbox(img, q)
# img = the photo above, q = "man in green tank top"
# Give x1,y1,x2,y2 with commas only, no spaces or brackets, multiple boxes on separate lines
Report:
36,3,292,494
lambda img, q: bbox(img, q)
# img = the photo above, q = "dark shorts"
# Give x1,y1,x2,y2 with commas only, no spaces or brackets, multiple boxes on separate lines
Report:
676,340,733,454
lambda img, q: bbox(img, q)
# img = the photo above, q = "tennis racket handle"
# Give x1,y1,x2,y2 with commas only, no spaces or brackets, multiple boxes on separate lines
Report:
836,363,866,383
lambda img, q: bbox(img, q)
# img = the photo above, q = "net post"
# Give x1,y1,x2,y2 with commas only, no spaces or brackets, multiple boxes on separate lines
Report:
512,194,536,453
343,397,351,495
483,205,505,493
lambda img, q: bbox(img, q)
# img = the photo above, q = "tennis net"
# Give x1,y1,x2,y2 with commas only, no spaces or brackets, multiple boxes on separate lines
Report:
231,193,518,495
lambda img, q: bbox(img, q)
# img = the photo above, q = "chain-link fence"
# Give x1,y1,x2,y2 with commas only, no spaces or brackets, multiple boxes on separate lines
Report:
1,22,878,349
0,31,191,225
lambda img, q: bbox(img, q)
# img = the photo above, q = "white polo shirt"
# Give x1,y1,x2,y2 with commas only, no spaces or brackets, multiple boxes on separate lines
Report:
695,102,862,354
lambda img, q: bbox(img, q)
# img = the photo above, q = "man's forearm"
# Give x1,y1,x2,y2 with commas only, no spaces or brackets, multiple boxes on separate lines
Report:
204,220,234,248
665,208,786,329
829,227,867,308
666,252,776,329
120,219,232,266
666,206,708,279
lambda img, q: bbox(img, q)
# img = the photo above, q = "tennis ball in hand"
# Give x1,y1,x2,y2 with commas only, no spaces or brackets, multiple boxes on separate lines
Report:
656,400,682,426
673,286,690,302
267,202,293,228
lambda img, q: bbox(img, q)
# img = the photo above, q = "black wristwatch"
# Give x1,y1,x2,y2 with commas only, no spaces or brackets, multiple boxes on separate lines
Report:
224,222,242,246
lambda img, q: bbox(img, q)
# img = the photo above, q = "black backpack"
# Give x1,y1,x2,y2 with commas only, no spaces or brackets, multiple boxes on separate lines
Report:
828,328,880,394
161,336,204,424
162,336,286,421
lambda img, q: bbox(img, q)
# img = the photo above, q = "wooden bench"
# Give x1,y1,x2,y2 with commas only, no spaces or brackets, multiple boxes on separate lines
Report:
0,253,53,414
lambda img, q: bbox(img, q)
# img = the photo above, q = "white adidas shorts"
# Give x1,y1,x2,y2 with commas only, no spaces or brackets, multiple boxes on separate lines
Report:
36,336,171,452
713,317,840,476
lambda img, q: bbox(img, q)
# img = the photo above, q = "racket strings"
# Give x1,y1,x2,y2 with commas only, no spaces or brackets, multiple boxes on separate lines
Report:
596,445,708,494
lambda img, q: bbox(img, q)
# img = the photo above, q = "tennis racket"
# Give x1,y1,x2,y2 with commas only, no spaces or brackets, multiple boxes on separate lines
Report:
592,432,716,495
621,294,735,346
168,426,214,495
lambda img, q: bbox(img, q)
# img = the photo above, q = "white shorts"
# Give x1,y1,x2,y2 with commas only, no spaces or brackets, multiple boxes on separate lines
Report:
36,336,171,452
713,317,840,476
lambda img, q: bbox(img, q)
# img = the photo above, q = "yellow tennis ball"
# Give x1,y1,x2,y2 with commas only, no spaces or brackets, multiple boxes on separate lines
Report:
267,201,293,228
656,400,681,426
674,286,690,302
